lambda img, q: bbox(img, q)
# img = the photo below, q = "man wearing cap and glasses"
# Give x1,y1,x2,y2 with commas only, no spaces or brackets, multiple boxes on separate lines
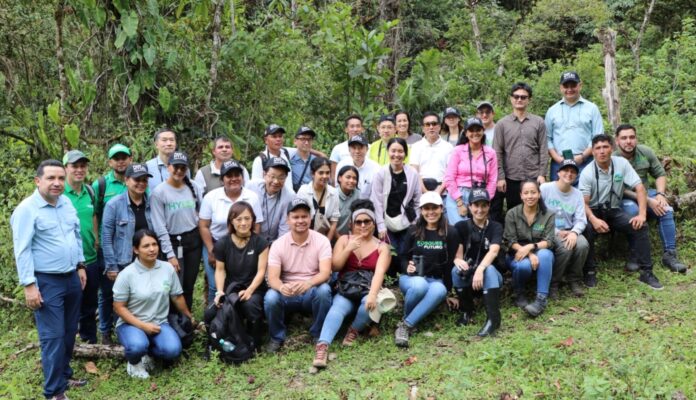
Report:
146,128,179,189
247,157,296,244
329,114,366,179
334,134,380,199
545,71,603,182
410,111,454,194
291,126,318,192
263,198,333,353
493,82,549,211
63,151,100,345
250,124,298,193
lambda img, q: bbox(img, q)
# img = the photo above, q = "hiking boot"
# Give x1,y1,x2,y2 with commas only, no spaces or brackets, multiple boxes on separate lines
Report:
100,331,114,346
265,340,283,354
394,321,411,348
569,281,585,297
127,361,150,379
639,270,664,290
548,283,560,301
477,288,501,337
456,311,473,326
312,342,328,368
583,271,597,288
513,292,529,308
662,250,687,273
49,394,69,400
524,294,548,318
342,327,359,346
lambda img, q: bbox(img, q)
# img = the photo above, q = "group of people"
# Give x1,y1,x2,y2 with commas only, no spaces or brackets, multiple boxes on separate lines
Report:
11,71,688,399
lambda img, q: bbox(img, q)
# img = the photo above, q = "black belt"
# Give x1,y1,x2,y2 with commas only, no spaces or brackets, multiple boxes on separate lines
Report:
36,270,76,277
172,227,199,237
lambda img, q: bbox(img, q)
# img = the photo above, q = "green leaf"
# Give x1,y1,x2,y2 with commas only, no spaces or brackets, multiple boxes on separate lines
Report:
82,83,96,105
113,0,128,14
47,101,61,125
114,29,128,49
165,50,178,68
122,11,139,38
158,87,172,112
64,124,80,148
147,0,159,17
66,67,79,93
143,44,156,67
127,83,140,105
93,7,106,27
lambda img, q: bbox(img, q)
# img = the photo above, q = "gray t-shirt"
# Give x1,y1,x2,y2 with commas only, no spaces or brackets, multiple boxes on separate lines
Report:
540,182,587,235
579,156,642,209
112,259,183,328
150,180,203,258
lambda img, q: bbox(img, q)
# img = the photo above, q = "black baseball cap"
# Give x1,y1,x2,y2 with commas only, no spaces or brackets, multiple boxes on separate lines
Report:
265,124,286,136
469,188,490,204
559,159,579,173
295,126,316,138
126,163,153,179
560,71,581,84
378,115,395,124
348,135,369,147
476,101,494,111
465,117,484,130
220,160,243,176
264,157,290,172
168,151,189,166
443,107,461,118
287,197,311,214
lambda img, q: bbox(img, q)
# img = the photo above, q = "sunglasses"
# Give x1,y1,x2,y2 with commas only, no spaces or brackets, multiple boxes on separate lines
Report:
511,95,529,100
423,122,440,127
353,219,373,226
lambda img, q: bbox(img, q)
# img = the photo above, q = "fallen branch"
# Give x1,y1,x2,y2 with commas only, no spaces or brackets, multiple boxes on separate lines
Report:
13,343,38,357
670,190,696,210
12,342,124,359
0,295,24,307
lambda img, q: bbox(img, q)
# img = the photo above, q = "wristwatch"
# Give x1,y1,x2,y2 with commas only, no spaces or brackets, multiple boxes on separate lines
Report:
76,263,86,271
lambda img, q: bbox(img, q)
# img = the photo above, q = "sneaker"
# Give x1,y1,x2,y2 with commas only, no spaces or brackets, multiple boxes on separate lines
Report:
141,355,155,372
394,321,410,348
312,342,328,368
583,271,597,288
127,361,150,379
639,271,664,290
49,394,69,400
548,283,560,301
67,378,88,388
523,295,548,318
568,281,585,297
662,250,687,273
265,340,283,354
513,293,528,308
342,327,359,346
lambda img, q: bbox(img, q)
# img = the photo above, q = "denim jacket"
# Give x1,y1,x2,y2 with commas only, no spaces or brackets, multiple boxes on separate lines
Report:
101,192,153,272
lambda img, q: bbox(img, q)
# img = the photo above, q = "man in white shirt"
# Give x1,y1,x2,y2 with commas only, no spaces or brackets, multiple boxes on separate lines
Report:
194,136,249,196
329,114,365,179
334,135,379,199
410,111,453,194
250,124,297,193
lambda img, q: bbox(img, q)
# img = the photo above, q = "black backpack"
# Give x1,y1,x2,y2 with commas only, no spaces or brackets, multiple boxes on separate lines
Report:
204,293,255,364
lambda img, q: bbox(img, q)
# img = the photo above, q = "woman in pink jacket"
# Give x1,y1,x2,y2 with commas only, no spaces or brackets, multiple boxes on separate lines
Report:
443,117,498,224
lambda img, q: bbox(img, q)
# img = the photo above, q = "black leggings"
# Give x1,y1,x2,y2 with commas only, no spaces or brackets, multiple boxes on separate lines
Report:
170,229,203,311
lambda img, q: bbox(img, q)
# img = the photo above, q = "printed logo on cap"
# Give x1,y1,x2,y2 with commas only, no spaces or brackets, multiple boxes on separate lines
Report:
173,152,187,161
132,164,148,174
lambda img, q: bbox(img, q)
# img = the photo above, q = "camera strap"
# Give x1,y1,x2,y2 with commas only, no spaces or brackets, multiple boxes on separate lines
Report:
465,219,488,265
593,160,615,208
468,144,487,189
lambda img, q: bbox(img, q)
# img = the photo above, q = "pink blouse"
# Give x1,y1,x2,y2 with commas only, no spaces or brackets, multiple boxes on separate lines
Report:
443,144,498,200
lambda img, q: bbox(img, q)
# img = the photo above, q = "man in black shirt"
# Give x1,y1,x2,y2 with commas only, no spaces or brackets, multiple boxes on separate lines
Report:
453,189,504,336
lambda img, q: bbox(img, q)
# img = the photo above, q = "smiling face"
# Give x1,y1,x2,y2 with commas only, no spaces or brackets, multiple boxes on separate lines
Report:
349,143,367,165
264,132,284,153
65,160,88,185
222,170,244,194
168,164,188,184
264,167,287,195
109,153,132,175
35,166,66,204
465,126,485,146
469,200,490,222
560,81,582,104
338,169,358,193
345,118,364,138
387,141,406,168
312,164,331,188
351,213,375,237
231,208,253,237
287,208,310,234
378,120,396,141
134,234,160,264
476,106,494,127
155,131,177,157
520,181,541,208
395,113,410,135
444,115,460,130
421,203,443,226
557,166,578,186
615,128,637,154
126,176,149,197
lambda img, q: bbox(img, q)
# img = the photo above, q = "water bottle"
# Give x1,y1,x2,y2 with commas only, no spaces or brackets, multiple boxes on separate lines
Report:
219,338,236,352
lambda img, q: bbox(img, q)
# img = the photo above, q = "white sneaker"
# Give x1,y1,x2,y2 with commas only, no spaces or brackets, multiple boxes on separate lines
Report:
141,355,155,371
127,361,150,379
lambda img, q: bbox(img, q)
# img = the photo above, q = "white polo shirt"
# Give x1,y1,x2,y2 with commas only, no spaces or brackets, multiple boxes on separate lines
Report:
199,187,264,241
409,137,454,181
250,147,297,193
334,157,380,199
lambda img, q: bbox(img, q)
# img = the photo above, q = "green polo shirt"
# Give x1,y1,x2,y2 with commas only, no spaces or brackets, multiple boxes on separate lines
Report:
613,144,665,187
64,183,98,263
92,170,128,208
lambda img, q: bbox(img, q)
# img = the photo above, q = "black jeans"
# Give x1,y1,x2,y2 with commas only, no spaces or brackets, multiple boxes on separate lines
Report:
489,190,506,225
504,179,522,212
170,229,203,311
583,208,653,273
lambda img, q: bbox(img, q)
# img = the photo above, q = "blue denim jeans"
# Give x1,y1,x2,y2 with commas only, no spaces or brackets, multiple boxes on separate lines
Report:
116,322,182,365
450,265,503,293
34,271,82,399
203,249,216,304
264,283,333,343
78,259,101,343
444,187,471,225
387,228,410,276
98,261,125,335
549,156,592,184
621,189,676,251
399,275,447,328
506,249,554,295
318,293,373,345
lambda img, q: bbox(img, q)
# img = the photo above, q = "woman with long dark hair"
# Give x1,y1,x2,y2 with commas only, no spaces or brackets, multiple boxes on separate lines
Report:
297,157,340,241
394,192,465,347
440,107,464,147
395,110,422,145
336,165,361,236
504,179,555,317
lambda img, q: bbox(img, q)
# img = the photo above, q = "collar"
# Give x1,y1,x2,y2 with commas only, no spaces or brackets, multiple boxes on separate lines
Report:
134,258,161,273
427,137,442,146
210,161,221,175
560,96,586,106
290,231,311,247
512,112,529,122
65,182,87,196
128,193,148,207
32,189,64,208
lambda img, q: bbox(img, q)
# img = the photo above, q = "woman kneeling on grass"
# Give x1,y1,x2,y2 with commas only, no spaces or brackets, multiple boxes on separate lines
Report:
113,229,192,379
313,200,391,368
395,191,466,347
504,179,555,317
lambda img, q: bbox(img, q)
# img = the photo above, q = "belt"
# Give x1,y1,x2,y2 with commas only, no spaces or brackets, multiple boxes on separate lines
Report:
35,270,76,277
172,227,199,237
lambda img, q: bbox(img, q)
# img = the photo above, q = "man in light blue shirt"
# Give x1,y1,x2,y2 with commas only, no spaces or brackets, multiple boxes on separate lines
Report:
11,159,88,399
545,71,604,182
146,128,178,188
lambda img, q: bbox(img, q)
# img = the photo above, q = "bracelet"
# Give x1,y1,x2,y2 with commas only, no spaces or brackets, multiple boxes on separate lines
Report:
76,263,86,271
656,192,666,197
215,291,225,297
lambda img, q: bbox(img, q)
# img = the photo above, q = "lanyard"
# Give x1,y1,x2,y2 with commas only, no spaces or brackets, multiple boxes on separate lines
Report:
377,141,386,164
262,189,281,239
467,144,488,188
593,160,615,207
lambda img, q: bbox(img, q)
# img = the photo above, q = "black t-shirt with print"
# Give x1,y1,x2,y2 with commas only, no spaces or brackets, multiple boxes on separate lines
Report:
213,234,269,292
402,225,460,291
455,219,503,266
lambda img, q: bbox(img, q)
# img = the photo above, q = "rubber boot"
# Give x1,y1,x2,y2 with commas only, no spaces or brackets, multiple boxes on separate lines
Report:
455,287,474,326
477,288,501,337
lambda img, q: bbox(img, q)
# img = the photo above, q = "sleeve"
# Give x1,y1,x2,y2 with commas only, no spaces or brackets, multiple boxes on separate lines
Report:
268,240,282,267
68,202,85,263
647,148,666,179
454,221,470,250
542,212,556,250
400,228,416,274
537,121,549,178
213,237,227,262
443,229,460,292
149,189,175,259
545,107,555,150
10,204,37,286
578,166,593,198
243,167,251,184
112,268,130,302
489,222,504,245
493,123,505,180
329,144,341,163
168,264,184,296
318,235,333,261
193,181,204,205
255,236,269,253
409,169,421,218
571,190,587,235
250,194,265,224
199,193,214,221
486,148,498,199
250,156,263,181
193,169,206,193
370,168,387,233
591,104,604,136
503,210,518,249
329,192,340,222
409,142,422,167
443,147,462,200
278,196,291,237
622,160,642,189
101,200,118,272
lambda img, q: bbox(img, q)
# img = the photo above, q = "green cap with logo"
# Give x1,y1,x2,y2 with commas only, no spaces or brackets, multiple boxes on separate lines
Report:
108,143,132,159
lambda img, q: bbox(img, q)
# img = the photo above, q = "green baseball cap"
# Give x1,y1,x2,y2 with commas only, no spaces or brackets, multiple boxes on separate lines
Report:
108,143,132,159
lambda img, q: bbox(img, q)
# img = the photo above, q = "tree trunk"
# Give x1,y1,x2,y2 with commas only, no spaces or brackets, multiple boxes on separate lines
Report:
378,0,401,106
229,0,236,36
469,0,482,59
205,0,224,133
54,0,67,149
598,28,621,131
632,0,656,71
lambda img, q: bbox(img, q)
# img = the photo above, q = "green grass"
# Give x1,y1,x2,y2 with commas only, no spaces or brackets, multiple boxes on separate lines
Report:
1,233,695,399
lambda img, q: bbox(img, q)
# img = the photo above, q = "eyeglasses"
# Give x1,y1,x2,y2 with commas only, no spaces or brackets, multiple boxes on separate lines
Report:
477,110,493,115
511,95,529,100
423,122,440,127
266,174,287,182
353,219,373,226
296,136,313,142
